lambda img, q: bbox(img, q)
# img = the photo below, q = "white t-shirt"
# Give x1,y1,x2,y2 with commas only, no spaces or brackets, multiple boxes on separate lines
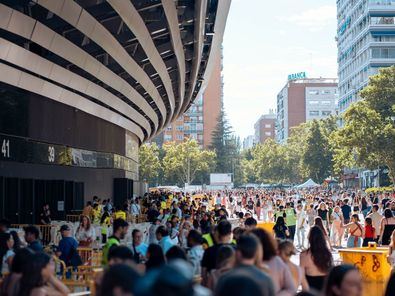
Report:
76,227,96,242
368,212,382,235
297,210,307,228
216,196,222,205
131,204,140,215
332,211,342,222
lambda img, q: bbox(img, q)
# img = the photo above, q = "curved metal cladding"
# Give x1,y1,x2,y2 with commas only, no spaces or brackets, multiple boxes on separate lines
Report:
0,0,231,144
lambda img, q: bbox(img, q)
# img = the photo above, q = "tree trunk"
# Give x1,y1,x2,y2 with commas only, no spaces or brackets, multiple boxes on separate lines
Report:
388,166,395,187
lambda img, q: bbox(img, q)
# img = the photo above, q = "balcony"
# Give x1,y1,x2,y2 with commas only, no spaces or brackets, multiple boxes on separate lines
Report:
369,17,395,34
370,57,395,65
369,1,395,15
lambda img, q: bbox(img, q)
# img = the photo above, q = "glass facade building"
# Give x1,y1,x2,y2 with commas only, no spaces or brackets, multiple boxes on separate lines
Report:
337,0,395,112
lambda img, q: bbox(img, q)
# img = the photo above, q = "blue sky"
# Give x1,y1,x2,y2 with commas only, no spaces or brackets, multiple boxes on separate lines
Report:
222,0,338,139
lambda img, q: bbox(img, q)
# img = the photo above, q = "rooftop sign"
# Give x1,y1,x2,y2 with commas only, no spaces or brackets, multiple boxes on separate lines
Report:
288,72,307,81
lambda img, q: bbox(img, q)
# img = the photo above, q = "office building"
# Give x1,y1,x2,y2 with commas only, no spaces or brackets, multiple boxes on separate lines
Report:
254,111,276,144
337,0,395,187
276,78,338,143
0,0,230,222
337,0,395,113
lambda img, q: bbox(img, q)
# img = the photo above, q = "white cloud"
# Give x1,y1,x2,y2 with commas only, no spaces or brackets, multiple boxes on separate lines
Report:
280,5,336,31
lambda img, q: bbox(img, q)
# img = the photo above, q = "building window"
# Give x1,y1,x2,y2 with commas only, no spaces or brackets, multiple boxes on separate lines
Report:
309,111,319,116
176,135,184,140
308,90,319,95
176,125,184,131
164,135,172,141
321,90,331,94
321,100,331,105
372,48,395,59
371,16,395,25
265,124,271,128
265,132,271,136
309,100,319,105
322,111,331,116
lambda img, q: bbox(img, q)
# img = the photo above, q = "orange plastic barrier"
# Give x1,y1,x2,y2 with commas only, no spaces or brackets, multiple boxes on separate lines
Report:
339,247,391,282
257,222,275,234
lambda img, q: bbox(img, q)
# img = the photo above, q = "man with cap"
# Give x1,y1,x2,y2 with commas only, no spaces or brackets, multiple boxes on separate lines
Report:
56,224,78,266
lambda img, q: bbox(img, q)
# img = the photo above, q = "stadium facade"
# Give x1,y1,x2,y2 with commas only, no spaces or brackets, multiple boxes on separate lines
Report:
0,0,230,222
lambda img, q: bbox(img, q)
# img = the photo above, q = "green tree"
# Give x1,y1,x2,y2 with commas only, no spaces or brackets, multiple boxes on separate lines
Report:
240,148,257,184
333,104,395,184
162,139,216,185
242,117,338,185
209,108,237,173
284,123,310,183
252,139,287,183
302,119,335,183
241,158,256,184
332,67,395,184
138,143,161,185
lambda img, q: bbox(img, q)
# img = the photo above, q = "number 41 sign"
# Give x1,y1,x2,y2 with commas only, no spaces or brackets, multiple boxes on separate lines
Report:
1,139,10,158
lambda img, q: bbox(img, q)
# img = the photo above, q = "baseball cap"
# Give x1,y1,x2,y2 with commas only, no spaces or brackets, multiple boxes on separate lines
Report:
59,224,71,232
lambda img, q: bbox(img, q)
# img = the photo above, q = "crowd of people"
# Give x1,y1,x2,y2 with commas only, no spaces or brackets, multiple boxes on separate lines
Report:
0,188,395,296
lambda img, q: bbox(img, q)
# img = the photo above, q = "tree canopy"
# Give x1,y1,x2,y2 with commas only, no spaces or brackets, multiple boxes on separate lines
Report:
138,67,395,187
138,143,161,184
209,108,240,174
162,139,216,185
303,118,336,183
332,66,395,184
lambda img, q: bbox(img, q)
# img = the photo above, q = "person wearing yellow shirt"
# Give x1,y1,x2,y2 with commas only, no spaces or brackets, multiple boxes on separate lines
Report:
97,199,103,213
160,200,167,210
114,204,128,221
100,210,112,243
92,203,101,225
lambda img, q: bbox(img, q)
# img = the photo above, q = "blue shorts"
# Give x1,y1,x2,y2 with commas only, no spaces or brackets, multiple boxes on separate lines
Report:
347,236,362,248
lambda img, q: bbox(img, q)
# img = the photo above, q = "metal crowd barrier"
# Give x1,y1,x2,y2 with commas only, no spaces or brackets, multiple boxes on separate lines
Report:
11,224,54,245
52,249,103,293
66,215,82,223
77,248,103,267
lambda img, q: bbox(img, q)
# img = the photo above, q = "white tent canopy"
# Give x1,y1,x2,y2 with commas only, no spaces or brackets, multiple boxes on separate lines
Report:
296,179,320,188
